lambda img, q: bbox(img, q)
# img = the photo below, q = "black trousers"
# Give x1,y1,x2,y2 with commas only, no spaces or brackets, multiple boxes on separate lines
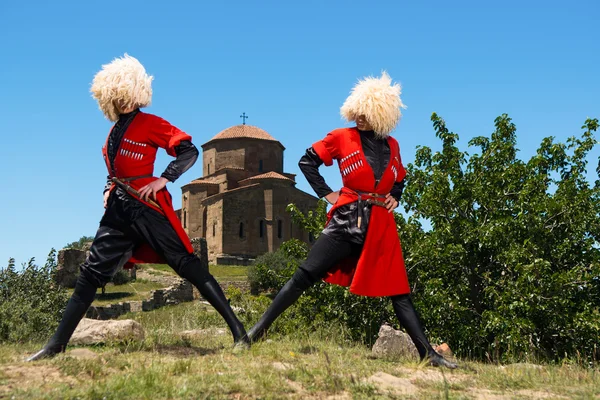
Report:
251,233,436,359
42,194,245,352
83,194,211,287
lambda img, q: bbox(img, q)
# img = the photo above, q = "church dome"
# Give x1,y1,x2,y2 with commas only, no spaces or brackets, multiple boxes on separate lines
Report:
207,125,279,143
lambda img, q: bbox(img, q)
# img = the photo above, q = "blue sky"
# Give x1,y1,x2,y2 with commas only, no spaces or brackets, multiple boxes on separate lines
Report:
1,0,598,267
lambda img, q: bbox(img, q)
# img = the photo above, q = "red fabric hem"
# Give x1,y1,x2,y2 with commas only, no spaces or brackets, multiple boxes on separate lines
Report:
166,132,193,157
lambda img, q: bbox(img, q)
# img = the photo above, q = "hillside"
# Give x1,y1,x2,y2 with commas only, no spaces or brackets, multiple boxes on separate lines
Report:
0,265,598,399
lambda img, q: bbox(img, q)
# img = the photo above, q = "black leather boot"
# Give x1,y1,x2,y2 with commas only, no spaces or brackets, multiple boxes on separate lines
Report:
196,276,249,347
26,343,66,362
27,274,97,362
427,352,458,368
391,294,458,369
247,270,312,343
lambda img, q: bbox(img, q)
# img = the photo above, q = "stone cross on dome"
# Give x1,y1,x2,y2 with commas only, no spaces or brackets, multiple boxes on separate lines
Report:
240,112,249,125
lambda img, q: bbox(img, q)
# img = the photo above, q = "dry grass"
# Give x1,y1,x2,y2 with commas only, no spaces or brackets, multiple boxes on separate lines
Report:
1,300,598,399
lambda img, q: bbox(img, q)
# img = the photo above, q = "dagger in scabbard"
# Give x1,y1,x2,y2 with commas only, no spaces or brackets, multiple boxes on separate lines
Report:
111,177,163,211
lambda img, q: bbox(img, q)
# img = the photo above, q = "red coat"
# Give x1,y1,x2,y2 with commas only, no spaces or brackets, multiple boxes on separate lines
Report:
101,111,194,268
312,127,410,297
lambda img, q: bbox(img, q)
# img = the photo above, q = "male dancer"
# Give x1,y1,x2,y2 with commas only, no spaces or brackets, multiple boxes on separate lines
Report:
247,72,457,368
28,54,248,361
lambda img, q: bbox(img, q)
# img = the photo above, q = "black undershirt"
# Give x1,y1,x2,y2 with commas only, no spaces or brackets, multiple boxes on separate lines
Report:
107,109,139,173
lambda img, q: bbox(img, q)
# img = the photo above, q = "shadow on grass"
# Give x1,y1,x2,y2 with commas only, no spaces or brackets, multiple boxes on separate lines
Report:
154,345,220,357
114,343,220,357
95,292,134,302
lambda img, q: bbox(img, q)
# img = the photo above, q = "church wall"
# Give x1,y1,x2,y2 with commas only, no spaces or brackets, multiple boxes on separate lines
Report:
204,139,284,177
182,185,218,239
225,169,251,190
205,198,224,262
203,142,246,173
220,187,269,258
272,186,319,246
203,148,217,176
218,182,319,260
244,141,284,174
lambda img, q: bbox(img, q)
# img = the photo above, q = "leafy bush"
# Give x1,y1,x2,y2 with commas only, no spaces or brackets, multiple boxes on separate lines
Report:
0,250,69,343
248,249,300,295
111,268,133,285
399,114,600,362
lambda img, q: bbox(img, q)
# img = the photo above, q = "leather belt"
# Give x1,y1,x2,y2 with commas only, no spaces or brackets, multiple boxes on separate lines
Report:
116,174,153,182
340,188,388,228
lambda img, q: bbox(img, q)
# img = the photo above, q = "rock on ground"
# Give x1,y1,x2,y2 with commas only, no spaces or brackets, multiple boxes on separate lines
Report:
434,342,453,357
367,372,418,396
371,324,419,359
70,318,145,345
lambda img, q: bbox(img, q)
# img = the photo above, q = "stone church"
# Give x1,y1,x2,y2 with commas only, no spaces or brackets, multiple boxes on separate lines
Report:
177,124,319,265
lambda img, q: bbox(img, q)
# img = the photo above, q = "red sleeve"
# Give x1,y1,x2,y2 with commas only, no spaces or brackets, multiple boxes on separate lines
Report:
147,114,192,157
312,130,341,166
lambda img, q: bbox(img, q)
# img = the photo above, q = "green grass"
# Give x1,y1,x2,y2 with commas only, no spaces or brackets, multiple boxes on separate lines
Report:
139,263,177,275
2,298,599,399
67,279,166,306
208,265,248,280
140,263,248,280
95,280,166,306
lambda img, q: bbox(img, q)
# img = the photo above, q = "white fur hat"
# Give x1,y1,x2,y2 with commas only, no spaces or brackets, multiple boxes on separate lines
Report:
340,71,405,137
90,54,153,122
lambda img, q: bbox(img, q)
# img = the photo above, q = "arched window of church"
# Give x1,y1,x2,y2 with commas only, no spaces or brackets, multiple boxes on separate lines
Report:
259,220,264,238
259,160,263,172
239,222,245,239
213,222,216,237
183,210,187,229
277,220,283,239
207,163,211,174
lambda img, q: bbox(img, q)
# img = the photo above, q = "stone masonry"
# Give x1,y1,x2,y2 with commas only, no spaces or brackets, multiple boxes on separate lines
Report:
179,124,319,265
86,278,194,320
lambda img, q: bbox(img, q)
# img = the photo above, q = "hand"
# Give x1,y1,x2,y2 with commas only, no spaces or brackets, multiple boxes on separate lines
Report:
138,177,169,202
324,191,340,205
103,191,110,209
384,193,398,213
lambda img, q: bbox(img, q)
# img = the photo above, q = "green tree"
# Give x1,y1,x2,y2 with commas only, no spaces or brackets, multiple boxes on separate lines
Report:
399,113,600,362
0,250,69,342
64,235,94,250
286,200,329,241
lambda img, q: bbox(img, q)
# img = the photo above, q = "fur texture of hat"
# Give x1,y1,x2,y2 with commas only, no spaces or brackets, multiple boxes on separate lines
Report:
90,54,153,122
340,71,405,137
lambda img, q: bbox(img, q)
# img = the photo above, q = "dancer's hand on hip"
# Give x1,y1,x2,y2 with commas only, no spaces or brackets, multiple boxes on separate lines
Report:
325,191,339,205
139,177,169,202
385,193,398,212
